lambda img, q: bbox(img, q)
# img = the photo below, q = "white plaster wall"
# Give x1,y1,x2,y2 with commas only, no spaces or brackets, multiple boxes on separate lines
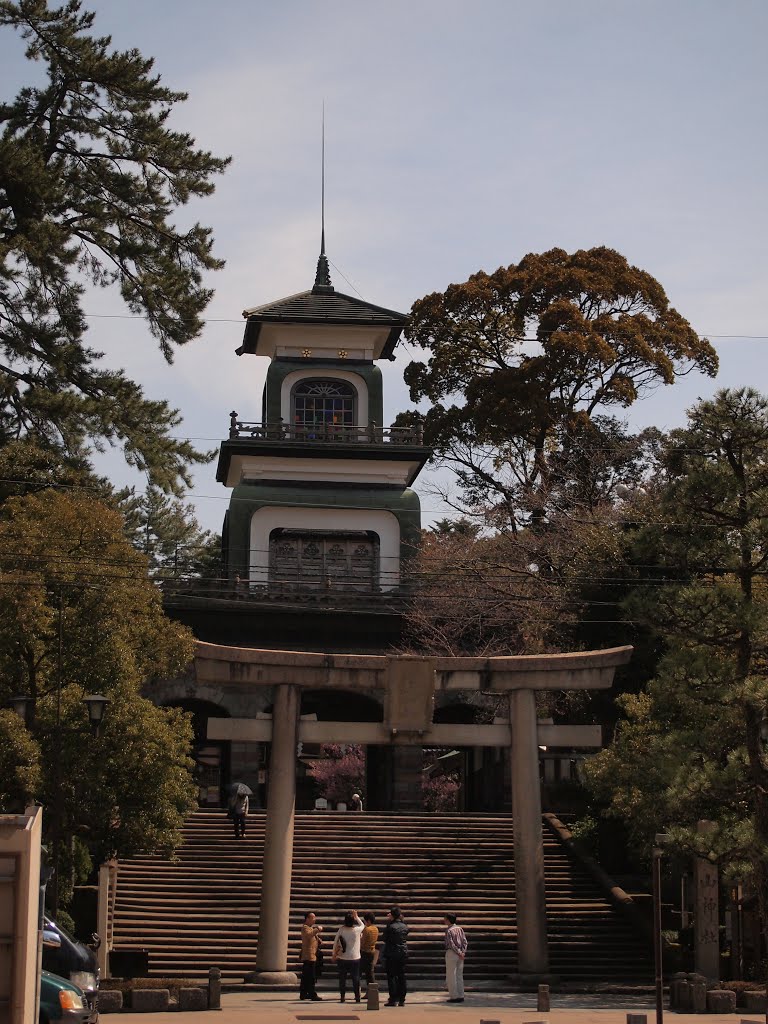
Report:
253,322,392,361
249,506,401,589
280,368,368,425
234,455,416,488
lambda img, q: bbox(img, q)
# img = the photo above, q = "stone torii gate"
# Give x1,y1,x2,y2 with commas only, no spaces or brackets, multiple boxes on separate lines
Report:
198,642,633,982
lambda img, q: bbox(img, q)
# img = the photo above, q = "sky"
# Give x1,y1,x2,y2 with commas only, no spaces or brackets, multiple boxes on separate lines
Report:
1,0,767,532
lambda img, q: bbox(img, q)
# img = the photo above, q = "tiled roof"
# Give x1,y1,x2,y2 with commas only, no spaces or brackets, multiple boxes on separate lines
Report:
242,288,407,326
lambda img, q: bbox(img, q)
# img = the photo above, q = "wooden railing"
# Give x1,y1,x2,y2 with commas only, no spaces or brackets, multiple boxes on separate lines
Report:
228,413,424,445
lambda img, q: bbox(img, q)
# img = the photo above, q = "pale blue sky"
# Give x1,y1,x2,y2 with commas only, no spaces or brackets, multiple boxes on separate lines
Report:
2,1,766,530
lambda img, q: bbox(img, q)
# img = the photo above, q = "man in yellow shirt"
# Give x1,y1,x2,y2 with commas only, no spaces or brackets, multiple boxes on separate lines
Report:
360,912,379,990
300,912,323,1002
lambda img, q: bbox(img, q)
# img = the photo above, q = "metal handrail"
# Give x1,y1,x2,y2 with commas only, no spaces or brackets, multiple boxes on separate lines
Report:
228,413,424,445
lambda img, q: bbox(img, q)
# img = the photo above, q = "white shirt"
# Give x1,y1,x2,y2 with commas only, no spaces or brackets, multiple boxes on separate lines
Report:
335,916,364,960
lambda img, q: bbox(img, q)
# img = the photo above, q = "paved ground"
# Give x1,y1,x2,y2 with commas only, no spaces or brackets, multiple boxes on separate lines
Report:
114,990,760,1024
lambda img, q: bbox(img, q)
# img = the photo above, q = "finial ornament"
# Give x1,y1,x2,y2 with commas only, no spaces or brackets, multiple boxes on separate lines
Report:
313,103,334,293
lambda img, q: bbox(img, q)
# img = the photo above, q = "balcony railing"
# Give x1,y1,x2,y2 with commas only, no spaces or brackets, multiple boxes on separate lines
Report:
228,413,424,445
161,575,413,611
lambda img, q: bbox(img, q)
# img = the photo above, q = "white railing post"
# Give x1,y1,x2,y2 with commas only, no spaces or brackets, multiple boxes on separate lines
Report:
97,859,118,979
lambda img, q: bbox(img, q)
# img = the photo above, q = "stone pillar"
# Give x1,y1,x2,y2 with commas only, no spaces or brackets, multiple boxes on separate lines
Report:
390,745,424,810
694,820,719,981
510,688,549,976
250,684,299,982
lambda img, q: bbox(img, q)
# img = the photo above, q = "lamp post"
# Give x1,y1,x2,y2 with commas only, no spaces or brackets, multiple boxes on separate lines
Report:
653,833,669,1024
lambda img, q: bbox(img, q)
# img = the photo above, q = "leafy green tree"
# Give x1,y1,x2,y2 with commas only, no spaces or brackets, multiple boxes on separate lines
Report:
584,388,768,963
403,247,717,528
0,487,197,901
0,708,41,808
0,0,229,491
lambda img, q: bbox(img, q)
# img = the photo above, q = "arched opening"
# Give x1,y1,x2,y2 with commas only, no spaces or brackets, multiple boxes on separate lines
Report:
161,699,231,807
300,689,384,723
291,378,357,438
293,690,383,811
426,702,506,812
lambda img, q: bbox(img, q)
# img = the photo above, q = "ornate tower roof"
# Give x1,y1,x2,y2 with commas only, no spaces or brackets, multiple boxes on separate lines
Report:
237,254,408,360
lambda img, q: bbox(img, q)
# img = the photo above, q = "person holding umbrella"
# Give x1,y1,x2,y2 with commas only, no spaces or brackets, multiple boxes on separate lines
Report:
227,783,252,839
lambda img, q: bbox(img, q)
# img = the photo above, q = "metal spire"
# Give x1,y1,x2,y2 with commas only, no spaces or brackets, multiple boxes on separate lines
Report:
313,103,333,292
321,101,325,256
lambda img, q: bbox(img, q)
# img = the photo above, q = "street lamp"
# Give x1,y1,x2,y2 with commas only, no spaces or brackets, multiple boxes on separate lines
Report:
8,687,109,912
82,695,109,736
8,694,33,726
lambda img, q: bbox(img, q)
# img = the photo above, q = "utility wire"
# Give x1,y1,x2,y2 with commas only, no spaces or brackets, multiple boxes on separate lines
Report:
73,313,768,340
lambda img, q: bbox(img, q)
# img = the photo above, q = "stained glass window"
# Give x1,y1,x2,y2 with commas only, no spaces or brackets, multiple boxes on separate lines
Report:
293,379,355,432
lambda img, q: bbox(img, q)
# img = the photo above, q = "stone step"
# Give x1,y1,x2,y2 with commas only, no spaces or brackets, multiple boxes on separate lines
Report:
111,811,653,984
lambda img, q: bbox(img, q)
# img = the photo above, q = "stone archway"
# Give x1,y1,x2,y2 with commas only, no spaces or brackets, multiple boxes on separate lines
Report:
198,642,632,979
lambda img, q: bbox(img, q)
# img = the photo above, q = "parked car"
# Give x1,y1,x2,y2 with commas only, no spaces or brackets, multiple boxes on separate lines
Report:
39,970,95,1024
42,918,99,1014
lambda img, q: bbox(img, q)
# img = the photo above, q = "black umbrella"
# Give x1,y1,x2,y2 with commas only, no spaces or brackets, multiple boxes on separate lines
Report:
228,782,253,797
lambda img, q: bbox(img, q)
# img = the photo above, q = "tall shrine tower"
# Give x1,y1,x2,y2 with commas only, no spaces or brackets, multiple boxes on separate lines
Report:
194,246,431,650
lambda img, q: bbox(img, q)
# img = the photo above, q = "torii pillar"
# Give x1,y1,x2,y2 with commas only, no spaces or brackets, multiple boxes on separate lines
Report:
198,643,633,985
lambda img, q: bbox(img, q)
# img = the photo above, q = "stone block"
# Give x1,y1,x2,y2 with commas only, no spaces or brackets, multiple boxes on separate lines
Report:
745,992,768,1013
96,990,123,1013
207,967,221,1010
537,984,550,1013
707,990,736,1013
669,973,687,1011
366,981,380,1011
130,988,170,1012
675,979,692,1012
627,1015,647,1024
691,976,708,1014
178,988,207,1011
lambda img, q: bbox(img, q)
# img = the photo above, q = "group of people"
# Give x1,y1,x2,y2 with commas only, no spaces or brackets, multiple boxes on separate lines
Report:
299,907,468,1006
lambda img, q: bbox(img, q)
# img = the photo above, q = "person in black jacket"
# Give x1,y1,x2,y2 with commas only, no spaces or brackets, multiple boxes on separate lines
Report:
382,906,408,1006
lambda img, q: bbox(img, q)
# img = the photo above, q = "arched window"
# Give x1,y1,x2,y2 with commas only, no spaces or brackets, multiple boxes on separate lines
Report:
292,379,356,434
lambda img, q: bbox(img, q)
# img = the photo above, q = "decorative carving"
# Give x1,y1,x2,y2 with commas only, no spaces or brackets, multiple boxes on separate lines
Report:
301,348,312,358
300,381,352,397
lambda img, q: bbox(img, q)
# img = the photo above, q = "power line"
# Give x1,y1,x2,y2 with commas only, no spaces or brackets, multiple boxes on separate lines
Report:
4,474,768,532
74,313,768,340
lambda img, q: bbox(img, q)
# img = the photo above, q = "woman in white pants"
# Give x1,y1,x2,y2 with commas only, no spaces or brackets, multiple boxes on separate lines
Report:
443,914,468,1003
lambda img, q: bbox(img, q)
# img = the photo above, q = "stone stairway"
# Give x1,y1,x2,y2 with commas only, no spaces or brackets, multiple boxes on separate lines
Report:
111,811,652,985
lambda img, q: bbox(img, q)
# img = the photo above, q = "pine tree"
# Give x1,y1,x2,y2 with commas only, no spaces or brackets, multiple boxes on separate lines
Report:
120,483,221,579
585,388,768,971
0,0,229,491
403,247,717,528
